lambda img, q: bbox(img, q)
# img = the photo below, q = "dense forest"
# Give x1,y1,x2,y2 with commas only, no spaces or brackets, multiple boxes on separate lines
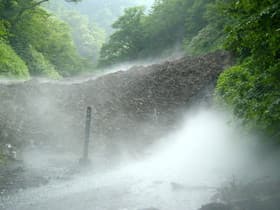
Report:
46,0,153,34
0,0,279,140
45,0,153,65
0,0,92,78
0,0,151,78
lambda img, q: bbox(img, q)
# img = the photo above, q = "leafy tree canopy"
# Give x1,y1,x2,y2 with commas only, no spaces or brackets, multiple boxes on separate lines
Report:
98,0,280,141
0,0,93,78
215,0,280,141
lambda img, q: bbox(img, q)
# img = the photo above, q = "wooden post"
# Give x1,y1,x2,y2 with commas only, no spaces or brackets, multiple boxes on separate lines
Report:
80,106,92,165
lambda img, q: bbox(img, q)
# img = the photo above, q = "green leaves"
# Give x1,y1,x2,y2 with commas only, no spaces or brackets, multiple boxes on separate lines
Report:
24,45,61,79
215,0,280,141
48,7,106,64
0,40,29,79
98,0,230,66
99,6,146,67
98,0,193,66
0,20,9,41
0,0,91,78
224,1,280,61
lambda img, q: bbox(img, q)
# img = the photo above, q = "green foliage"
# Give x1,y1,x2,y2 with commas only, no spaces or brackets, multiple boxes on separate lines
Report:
0,40,29,78
224,0,280,62
185,24,225,55
99,6,146,66
143,0,190,52
0,0,278,141
0,0,90,78
98,0,194,66
103,0,279,140
216,0,280,141
11,8,85,76
55,10,106,63
216,61,280,140
0,20,9,41
184,0,212,40
98,0,228,66
184,0,231,54
24,45,61,79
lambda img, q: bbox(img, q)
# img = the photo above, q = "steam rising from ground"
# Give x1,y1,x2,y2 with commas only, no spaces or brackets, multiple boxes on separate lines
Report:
2,107,279,210
121,107,279,184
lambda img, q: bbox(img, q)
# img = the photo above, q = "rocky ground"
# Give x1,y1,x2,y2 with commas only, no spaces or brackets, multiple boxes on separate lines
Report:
199,179,280,210
0,51,233,155
0,160,47,195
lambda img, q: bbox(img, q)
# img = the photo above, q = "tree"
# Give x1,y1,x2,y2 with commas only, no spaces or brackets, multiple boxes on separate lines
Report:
11,7,86,76
0,0,81,24
143,0,191,55
98,0,219,66
0,0,89,78
52,9,105,63
99,6,145,66
215,0,280,141
184,0,232,54
0,40,29,78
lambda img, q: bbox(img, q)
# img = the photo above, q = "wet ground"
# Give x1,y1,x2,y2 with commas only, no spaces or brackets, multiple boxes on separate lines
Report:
2,158,280,210
0,157,217,210
1,109,280,210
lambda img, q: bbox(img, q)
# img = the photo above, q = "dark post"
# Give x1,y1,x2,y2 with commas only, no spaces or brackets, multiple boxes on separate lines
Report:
81,106,92,164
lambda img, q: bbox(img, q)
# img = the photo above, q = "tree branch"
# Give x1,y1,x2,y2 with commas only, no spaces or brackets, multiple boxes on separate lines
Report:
14,0,49,23
12,0,81,26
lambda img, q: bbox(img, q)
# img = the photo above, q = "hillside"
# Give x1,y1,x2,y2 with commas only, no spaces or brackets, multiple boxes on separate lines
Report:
0,51,232,159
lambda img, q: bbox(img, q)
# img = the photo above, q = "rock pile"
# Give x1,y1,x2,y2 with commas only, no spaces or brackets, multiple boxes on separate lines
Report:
0,51,233,156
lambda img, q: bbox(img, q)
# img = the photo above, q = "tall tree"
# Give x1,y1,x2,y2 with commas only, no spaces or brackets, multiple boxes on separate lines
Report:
99,6,145,66
216,0,280,140
0,0,89,78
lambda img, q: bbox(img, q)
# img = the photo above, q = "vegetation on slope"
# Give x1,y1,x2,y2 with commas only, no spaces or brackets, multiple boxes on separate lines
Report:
0,0,279,140
0,40,29,78
215,0,280,141
98,0,225,67
45,4,106,64
0,0,92,78
99,0,279,140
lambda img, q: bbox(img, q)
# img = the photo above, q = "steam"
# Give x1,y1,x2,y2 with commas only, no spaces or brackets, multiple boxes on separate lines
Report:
3,106,280,210
120,107,277,184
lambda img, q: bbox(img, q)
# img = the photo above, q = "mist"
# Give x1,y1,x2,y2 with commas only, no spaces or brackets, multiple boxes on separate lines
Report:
1,105,279,210
46,0,154,34
0,0,279,209
2,50,278,209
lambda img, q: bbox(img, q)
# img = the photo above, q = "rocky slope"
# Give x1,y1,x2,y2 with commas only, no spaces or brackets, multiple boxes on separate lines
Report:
0,51,233,158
